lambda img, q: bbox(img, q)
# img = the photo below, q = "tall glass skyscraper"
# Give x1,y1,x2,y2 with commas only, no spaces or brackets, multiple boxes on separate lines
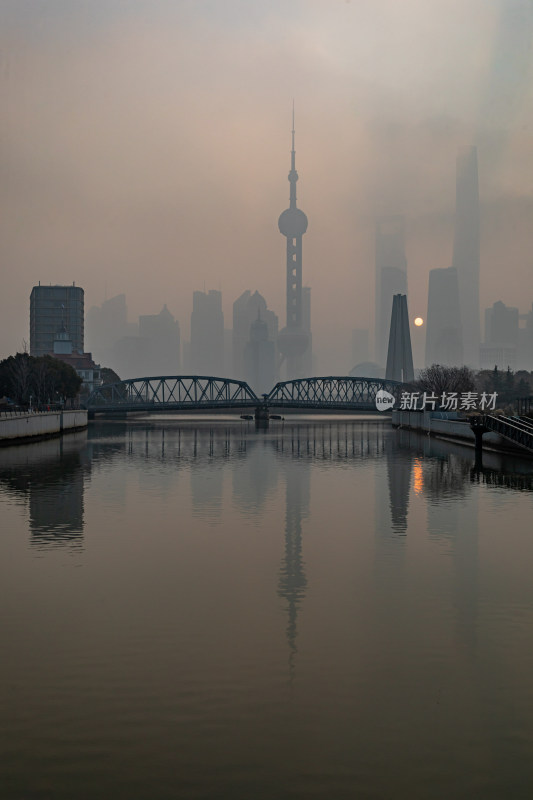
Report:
425,267,463,367
189,289,224,375
453,146,480,367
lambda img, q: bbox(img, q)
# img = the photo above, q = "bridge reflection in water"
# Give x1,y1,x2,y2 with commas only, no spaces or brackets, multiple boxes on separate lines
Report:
3,414,533,797
87,420,533,681
1,420,531,688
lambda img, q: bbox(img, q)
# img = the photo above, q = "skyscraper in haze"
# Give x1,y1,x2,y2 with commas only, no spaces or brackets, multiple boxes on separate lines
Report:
484,300,519,348
277,111,311,379
374,217,407,368
30,284,84,356
385,294,414,383
86,294,132,363
453,146,480,367
425,267,463,366
243,316,276,395
139,305,181,375
480,300,519,371
232,290,278,380
351,329,369,370
190,290,224,375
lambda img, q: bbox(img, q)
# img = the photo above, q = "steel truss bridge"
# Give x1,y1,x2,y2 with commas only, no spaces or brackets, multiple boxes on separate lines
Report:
85,375,403,415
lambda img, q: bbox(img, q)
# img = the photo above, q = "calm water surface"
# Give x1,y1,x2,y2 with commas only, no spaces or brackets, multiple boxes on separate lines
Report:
1,417,533,799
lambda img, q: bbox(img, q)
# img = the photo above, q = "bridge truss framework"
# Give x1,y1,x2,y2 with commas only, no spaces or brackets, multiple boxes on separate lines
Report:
266,377,402,410
86,375,403,414
86,376,259,413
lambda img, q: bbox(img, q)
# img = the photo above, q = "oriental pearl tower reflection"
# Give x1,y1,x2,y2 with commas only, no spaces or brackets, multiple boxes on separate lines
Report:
277,456,309,686
277,107,310,379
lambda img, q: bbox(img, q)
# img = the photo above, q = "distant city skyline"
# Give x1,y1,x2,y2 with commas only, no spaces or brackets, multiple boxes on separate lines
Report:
25,133,533,379
2,1,533,373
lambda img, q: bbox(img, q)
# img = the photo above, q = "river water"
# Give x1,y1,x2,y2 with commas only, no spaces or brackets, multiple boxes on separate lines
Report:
1,417,533,799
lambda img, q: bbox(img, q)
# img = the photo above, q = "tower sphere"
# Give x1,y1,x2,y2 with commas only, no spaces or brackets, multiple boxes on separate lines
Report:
278,207,308,237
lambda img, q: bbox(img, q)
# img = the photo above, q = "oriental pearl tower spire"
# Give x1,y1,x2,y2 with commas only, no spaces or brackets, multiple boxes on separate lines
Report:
277,106,310,378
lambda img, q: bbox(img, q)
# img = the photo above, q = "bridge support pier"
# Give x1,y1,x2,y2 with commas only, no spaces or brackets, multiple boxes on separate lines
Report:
255,403,270,429
470,415,490,458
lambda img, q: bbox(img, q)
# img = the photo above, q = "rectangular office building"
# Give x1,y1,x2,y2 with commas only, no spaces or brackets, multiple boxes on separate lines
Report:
30,284,84,356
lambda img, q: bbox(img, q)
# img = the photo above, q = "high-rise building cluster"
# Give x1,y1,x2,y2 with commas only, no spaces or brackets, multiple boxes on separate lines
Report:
83,286,280,393
372,149,480,374
26,123,532,391
371,145,532,375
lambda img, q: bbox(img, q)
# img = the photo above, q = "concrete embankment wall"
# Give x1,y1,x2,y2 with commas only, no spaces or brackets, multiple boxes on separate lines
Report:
0,410,87,444
392,410,507,449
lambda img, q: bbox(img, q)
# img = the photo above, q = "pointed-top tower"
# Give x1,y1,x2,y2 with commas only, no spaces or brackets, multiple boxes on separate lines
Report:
278,106,310,378
385,294,414,383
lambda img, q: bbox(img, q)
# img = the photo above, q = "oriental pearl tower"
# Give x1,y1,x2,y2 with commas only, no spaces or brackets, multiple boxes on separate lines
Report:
277,110,310,378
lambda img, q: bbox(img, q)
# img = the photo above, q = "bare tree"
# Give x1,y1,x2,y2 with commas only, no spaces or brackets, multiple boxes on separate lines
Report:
6,353,33,404
32,358,50,405
416,364,477,397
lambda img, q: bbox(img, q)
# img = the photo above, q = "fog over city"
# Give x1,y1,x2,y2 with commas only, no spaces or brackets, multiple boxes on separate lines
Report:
1,0,532,374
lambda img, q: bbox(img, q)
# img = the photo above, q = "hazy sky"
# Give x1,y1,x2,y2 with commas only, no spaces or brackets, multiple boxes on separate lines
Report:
1,0,532,368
